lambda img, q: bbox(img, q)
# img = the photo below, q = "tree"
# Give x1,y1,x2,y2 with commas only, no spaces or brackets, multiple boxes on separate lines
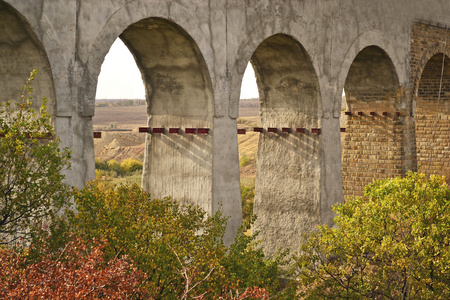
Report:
0,70,71,246
293,172,450,299
0,236,147,299
45,182,288,299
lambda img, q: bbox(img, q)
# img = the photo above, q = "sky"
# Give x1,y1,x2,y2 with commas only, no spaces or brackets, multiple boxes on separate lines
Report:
95,38,259,100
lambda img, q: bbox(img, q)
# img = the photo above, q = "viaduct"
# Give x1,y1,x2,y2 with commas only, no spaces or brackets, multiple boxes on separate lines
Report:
0,0,449,255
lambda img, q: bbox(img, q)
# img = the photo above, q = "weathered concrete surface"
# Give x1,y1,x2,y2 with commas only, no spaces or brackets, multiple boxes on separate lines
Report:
1,0,450,251
249,34,322,256
0,2,55,114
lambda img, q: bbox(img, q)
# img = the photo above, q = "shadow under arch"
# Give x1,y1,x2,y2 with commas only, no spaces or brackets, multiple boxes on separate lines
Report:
249,33,323,256
341,45,403,198
0,1,55,115
80,1,215,118
335,31,406,118
97,17,215,213
412,43,450,115
414,52,450,176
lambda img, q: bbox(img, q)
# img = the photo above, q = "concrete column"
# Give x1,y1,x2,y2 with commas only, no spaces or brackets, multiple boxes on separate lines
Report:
212,116,242,245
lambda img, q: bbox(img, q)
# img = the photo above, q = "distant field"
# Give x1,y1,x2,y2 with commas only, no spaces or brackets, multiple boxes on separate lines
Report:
93,104,259,130
239,107,259,117
93,105,147,130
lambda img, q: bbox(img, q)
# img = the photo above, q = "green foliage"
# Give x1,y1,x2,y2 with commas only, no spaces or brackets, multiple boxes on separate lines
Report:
106,159,121,174
95,158,142,179
293,172,450,299
0,70,71,246
94,157,108,170
239,153,252,167
241,184,255,221
121,158,143,173
44,182,288,299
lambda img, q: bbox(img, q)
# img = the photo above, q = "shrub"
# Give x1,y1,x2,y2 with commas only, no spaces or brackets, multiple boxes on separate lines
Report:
241,184,255,221
45,182,288,299
0,236,147,299
94,157,108,171
120,158,143,173
0,70,71,246
239,153,252,167
293,172,450,299
106,159,121,174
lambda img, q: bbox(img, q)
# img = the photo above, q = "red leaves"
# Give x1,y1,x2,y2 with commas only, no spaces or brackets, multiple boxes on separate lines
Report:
0,236,147,299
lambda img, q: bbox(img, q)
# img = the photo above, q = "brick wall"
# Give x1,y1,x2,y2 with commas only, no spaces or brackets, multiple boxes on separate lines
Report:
342,93,406,197
342,46,406,198
342,23,450,199
410,23,450,178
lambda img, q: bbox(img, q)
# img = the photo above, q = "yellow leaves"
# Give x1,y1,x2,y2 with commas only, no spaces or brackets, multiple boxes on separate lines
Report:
295,172,450,299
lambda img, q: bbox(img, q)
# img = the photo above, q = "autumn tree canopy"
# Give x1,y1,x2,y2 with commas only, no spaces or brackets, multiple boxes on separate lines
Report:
294,172,450,299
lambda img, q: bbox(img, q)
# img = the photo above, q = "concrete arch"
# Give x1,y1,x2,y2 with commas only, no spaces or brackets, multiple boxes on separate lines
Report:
0,1,55,116
79,7,217,225
245,33,323,257
230,23,321,119
335,31,405,117
81,1,215,117
76,2,244,245
118,17,214,211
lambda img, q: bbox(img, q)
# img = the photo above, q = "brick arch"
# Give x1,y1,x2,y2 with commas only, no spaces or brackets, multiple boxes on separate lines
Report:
335,31,405,118
249,33,323,257
412,42,450,115
341,45,405,198
0,1,55,116
344,46,400,111
414,51,450,177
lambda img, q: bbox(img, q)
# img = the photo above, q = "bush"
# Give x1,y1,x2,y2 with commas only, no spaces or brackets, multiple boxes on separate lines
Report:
107,159,121,173
94,157,108,171
0,236,147,299
241,184,255,221
0,70,71,246
239,153,252,167
120,158,143,173
95,158,142,179
293,172,450,299
45,182,288,299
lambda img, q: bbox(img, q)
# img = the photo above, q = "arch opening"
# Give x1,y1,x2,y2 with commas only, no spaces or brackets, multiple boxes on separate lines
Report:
93,38,146,186
237,62,260,225
246,34,322,256
0,2,55,115
415,53,450,176
341,46,402,198
94,17,214,211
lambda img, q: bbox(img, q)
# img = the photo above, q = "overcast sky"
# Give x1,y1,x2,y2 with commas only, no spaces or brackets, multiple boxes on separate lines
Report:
95,38,259,100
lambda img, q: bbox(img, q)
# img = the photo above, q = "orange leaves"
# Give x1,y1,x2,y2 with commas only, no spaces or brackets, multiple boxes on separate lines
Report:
0,236,147,299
